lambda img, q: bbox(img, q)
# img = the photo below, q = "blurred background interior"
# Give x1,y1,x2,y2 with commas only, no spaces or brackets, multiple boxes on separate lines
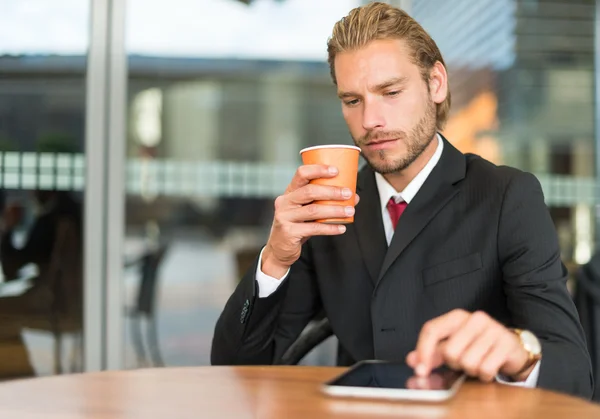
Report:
0,0,599,376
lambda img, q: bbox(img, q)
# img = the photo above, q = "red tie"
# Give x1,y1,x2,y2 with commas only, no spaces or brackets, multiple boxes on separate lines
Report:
387,198,408,230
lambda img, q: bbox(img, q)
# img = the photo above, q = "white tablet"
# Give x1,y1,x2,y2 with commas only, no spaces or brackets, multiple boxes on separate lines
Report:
321,360,466,402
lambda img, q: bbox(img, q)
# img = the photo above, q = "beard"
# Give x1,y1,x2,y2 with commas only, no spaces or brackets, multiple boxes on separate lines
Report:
354,98,438,175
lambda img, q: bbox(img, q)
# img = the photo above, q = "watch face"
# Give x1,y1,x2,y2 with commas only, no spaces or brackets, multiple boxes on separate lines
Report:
520,330,542,355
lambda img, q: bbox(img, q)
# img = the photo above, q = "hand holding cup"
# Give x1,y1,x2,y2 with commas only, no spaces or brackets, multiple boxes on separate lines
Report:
262,145,361,279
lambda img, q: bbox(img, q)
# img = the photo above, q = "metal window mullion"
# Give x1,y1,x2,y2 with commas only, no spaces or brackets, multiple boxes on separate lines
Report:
105,0,127,371
84,0,111,372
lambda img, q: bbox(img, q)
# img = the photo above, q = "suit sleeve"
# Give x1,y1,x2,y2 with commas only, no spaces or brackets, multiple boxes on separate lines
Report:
498,171,594,398
210,241,322,365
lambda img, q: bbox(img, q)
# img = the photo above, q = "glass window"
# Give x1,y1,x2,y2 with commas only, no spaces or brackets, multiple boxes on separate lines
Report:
0,0,89,378
413,0,596,272
121,0,361,368
117,0,598,368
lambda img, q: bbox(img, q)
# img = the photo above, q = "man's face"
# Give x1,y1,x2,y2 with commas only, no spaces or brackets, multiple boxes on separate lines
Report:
335,39,440,174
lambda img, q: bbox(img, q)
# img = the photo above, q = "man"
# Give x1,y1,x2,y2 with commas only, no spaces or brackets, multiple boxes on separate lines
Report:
0,190,82,378
212,2,593,398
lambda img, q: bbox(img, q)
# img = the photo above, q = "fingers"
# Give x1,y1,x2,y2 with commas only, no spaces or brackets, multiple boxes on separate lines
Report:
497,332,530,379
274,205,351,241
293,222,349,238
406,348,445,372
442,311,492,371
453,325,500,380
478,336,517,382
285,203,355,223
406,351,418,367
286,165,338,194
411,310,532,383
413,309,470,376
287,183,354,206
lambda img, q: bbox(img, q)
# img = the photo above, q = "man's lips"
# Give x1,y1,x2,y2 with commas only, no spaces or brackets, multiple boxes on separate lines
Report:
366,138,398,145
365,138,399,150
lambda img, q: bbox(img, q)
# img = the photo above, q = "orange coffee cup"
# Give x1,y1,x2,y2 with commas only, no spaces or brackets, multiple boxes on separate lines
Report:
300,144,361,224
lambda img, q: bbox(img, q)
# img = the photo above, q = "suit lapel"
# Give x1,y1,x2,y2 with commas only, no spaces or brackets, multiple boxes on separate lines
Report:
377,136,467,283
353,165,387,285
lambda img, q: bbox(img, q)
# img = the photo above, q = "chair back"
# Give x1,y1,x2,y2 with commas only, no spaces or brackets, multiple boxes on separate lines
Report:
278,317,334,365
46,217,83,320
135,244,168,316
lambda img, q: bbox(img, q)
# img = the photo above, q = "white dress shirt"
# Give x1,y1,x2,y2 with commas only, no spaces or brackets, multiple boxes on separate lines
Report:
375,134,444,245
254,133,540,387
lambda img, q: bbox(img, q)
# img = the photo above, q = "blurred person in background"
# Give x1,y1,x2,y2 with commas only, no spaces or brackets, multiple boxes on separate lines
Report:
0,132,82,378
0,189,82,378
0,190,81,378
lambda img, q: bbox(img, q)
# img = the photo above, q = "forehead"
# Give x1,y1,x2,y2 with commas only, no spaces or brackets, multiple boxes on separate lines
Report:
334,39,419,89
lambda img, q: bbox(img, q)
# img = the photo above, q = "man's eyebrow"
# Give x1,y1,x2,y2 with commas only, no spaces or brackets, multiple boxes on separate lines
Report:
337,90,357,99
337,76,409,99
372,76,408,91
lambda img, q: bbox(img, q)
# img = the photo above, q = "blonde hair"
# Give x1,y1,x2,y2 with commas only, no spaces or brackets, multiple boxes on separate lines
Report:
327,1,451,129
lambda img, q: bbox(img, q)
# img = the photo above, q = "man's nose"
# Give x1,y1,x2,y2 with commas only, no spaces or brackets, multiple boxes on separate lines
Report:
362,99,386,131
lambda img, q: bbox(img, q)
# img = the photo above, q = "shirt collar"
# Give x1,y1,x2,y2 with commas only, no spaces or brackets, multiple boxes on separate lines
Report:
375,133,444,210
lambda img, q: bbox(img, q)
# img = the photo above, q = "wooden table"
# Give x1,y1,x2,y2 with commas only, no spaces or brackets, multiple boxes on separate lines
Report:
0,366,598,418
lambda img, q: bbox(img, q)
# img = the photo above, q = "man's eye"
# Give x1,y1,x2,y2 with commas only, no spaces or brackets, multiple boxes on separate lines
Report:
386,91,401,97
344,99,359,106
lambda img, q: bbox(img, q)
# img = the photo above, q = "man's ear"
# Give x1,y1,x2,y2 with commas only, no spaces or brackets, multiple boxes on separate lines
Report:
429,61,448,105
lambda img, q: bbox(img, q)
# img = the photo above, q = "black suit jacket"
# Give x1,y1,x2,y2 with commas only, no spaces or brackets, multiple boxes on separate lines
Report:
211,137,594,399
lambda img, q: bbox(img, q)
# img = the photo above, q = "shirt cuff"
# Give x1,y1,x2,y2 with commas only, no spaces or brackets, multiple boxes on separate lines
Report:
496,360,541,388
255,247,290,298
